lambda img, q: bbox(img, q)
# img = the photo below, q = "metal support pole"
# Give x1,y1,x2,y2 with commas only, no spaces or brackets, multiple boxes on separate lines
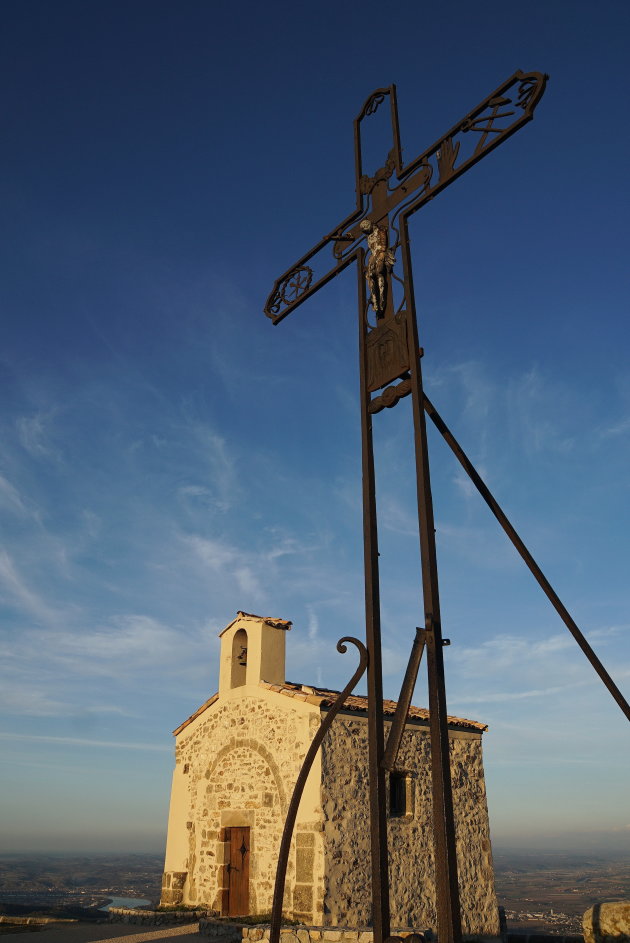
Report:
400,218,462,943
357,249,391,943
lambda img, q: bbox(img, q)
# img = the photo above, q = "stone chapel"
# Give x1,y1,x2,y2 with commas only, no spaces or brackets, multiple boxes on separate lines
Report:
161,611,499,935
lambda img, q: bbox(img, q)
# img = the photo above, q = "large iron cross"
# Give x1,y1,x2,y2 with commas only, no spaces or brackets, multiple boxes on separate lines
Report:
265,71,547,943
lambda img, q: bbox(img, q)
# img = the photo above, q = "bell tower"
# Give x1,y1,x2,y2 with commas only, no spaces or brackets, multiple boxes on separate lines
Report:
218,611,292,696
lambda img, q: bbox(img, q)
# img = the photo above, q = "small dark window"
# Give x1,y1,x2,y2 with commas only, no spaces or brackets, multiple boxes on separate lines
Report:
389,772,407,817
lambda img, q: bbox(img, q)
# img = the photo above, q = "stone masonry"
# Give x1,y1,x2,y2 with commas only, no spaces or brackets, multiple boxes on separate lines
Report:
320,713,498,934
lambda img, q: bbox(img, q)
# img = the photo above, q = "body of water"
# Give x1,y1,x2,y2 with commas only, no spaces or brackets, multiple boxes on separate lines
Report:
103,897,152,911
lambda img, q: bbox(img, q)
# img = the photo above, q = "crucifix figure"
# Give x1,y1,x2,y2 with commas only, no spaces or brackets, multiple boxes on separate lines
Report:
264,70,629,943
360,219,395,317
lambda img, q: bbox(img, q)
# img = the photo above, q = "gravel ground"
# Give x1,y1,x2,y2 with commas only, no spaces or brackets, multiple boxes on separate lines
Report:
0,923,202,942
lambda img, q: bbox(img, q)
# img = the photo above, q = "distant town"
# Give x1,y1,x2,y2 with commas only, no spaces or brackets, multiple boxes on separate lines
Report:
0,849,628,932
494,850,630,934
0,853,162,917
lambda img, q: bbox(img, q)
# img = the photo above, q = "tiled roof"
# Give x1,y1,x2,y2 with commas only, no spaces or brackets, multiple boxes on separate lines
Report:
219,611,293,637
236,610,293,629
260,680,487,732
174,681,486,735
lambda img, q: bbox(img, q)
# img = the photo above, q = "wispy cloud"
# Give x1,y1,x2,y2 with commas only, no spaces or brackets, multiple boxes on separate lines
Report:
430,360,495,426
306,605,319,641
600,417,630,438
379,496,418,537
0,473,31,517
452,680,590,706
81,508,101,538
437,521,516,570
190,424,238,513
0,550,62,624
0,683,71,717
183,533,263,598
0,732,170,752
507,366,576,457
16,411,61,461
451,631,574,676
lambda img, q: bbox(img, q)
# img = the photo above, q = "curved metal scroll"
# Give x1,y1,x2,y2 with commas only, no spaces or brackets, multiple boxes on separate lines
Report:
270,637,368,943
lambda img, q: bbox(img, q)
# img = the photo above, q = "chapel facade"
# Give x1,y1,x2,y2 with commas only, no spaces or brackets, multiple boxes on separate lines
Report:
161,611,499,935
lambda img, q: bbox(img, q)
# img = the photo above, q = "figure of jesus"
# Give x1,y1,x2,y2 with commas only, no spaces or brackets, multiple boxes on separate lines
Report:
360,219,396,317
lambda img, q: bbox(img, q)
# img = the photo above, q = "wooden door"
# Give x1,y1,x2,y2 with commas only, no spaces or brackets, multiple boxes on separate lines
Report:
226,826,250,916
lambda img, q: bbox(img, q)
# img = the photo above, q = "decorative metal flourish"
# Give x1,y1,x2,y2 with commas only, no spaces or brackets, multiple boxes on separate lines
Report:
436,137,460,183
369,378,412,414
266,266,313,316
359,90,388,121
359,149,397,196
517,75,541,110
269,637,368,943
461,95,515,155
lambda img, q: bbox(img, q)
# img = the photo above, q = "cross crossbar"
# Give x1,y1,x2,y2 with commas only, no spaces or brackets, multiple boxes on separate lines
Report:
264,69,547,325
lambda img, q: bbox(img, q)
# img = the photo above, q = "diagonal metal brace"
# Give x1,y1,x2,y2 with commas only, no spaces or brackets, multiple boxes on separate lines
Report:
423,392,630,724
382,625,427,771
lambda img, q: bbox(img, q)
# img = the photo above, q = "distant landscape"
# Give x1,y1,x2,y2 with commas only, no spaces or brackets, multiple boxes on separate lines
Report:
494,850,630,935
0,853,162,918
0,850,628,932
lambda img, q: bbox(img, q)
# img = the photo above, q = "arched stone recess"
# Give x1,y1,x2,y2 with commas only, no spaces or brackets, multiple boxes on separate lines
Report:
192,738,292,914
204,738,288,816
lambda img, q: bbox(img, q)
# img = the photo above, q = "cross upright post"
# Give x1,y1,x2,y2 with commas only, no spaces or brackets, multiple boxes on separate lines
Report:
264,72,548,943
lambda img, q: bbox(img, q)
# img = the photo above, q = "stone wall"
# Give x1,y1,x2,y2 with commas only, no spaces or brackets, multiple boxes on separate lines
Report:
163,690,325,923
241,926,426,943
108,907,207,925
241,927,582,943
319,713,499,936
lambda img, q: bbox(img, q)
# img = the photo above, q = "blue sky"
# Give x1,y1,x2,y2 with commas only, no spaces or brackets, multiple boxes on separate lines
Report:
1,0,628,855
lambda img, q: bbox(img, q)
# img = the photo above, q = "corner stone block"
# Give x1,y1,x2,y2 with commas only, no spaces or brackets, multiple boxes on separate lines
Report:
584,902,630,943
296,832,315,846
165,871,187,891
293,884,314,916
296,846,315,883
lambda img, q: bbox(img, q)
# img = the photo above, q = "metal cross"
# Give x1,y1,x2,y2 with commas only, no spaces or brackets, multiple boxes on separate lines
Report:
265,71,547,943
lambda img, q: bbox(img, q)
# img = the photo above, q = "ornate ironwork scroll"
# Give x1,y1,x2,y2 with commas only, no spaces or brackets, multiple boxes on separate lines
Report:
267,266,313,316
269,638,368,943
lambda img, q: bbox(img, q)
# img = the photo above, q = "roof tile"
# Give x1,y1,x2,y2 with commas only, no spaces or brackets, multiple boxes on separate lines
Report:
174,680,486,736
